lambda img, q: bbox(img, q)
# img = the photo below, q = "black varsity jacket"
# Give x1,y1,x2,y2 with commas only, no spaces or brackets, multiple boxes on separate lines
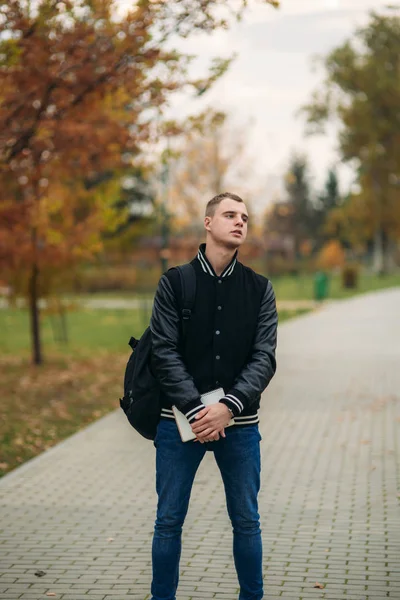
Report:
150,244,278,427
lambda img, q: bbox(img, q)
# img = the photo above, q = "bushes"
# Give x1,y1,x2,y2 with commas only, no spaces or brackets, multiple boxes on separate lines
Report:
317,240,345,270
72,264,160,294
69,257,361,295
265,256,300,277
73,265,138,293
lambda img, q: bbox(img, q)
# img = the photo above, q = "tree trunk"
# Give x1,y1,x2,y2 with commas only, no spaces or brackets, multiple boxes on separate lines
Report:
213,133,223,194
383,237,397,274
29,262,42,365
159,160,170,274
372,177,385,275
372,228,384,275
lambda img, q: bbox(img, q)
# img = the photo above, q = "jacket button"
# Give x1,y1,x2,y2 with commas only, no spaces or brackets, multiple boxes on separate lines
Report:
216,330,220,335
217,305,222,310
218,279,222,284
216,355,220,360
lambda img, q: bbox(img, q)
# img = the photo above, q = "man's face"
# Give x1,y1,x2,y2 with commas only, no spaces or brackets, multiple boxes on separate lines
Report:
205,198,249,249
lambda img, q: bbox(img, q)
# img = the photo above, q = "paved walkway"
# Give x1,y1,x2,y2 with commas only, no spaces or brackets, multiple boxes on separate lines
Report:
0,295,319,312
1,288,399,600
76,298,319,312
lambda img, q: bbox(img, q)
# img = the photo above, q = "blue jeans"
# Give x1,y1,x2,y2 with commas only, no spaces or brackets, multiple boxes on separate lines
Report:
151,420,263,600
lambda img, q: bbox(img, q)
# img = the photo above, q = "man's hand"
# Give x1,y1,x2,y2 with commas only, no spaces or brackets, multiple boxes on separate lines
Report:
191,403,232,443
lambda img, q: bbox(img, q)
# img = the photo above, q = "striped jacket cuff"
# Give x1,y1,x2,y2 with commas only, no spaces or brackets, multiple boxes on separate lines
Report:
219,392,245,417
180,399,204,424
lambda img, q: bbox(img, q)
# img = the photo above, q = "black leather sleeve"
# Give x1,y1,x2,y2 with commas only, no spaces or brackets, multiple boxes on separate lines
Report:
150,275,203,418
223,279,278,413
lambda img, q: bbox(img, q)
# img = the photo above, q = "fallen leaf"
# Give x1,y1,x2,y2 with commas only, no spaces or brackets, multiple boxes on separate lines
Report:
314,582,325,589
46,594,57,597
107,537,114,542
34,570,46,577
360,439,370,444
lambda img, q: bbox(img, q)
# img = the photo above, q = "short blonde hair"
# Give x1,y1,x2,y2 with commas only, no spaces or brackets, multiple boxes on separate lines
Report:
205,192,244,217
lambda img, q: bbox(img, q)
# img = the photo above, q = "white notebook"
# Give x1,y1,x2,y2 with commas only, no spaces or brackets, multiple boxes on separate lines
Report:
172,388,234,442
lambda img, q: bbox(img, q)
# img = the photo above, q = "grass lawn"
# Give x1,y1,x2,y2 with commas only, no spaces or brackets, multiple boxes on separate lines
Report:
0,306,152,356
0,307,151,478
2,270,399,478
269,271,400,301
0,352,127,478
65,271,400,304
0,306,305,478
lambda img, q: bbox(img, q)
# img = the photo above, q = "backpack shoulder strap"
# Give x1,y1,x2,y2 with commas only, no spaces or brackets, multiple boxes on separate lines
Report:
176,263,196,339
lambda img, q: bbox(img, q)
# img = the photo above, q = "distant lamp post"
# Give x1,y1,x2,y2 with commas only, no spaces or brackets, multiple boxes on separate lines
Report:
159,151,172,274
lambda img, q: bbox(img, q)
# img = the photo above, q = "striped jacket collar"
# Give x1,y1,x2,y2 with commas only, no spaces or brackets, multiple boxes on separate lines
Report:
196,243,238,278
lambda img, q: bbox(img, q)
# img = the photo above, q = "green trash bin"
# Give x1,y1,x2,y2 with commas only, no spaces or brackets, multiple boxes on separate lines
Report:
314,271,329,301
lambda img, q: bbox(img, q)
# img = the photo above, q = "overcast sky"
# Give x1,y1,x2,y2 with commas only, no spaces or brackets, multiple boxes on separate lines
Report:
120,0,394,212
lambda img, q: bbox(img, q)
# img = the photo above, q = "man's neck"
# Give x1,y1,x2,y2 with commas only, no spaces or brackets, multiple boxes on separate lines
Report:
204,239,236,277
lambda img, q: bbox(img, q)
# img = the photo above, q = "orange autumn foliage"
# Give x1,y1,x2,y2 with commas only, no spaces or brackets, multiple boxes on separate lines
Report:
0,0,280,363
317,240,345,270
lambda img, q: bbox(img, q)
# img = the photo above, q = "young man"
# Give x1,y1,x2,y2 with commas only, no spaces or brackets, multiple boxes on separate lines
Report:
150,192,278,600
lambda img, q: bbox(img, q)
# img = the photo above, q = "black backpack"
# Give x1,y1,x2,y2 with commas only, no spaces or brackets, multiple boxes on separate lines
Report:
119,264,196,440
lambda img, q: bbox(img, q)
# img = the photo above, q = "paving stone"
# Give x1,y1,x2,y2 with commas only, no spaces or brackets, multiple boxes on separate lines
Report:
1,289,400,599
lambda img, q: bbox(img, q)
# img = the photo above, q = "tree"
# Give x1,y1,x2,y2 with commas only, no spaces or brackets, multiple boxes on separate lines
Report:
316,239,345,271
105,166,155,230
263,154,319,273
313,168,342,249
302,10,400,273
318,169,340,213
0,0,279,365
166,110,256,233
324,191,373,255
284,154,316,259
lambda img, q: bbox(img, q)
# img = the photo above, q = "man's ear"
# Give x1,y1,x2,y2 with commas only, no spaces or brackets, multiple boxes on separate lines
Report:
204,216,212,232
